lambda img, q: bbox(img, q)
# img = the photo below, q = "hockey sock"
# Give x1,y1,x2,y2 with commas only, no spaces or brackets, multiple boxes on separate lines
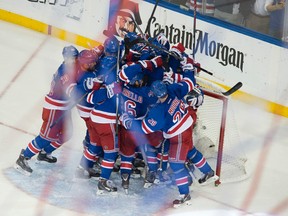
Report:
24,136,50,158
42,141,62,154
80,144,103,168
188,147,212,174
100,152,118,179
80,148,96,169
170,163,190,194
146,150,158,172
120,155,134,175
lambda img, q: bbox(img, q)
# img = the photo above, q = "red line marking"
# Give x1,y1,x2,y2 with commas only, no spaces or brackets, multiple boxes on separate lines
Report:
0,36,49,99
240,115,283,211
269,197,288,215
0,122,37,137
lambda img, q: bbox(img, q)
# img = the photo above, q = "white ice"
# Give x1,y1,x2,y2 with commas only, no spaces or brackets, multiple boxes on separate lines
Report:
0,20,288,216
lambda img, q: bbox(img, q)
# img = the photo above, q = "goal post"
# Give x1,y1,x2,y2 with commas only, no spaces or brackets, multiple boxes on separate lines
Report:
194,76,250,185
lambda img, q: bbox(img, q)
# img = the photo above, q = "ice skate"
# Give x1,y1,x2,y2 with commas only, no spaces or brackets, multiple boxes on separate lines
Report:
37,151,57,163
156,170,172,185
198,170,219,186
97,178,117,195
131,167,141,178
144,170,156,188
121,173,130,194
74,165,100,180
173,193,192,208
14,149,33,176
133,158,145,168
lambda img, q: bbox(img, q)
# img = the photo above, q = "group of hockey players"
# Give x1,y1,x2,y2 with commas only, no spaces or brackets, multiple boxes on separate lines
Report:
14,31,219,207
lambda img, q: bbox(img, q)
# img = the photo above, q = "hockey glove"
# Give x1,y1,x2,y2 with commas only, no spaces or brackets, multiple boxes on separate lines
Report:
170,43,185,57
184,86,204,109
163,70,174,85
181,56,201,73
106,82,122,98
119,113,133,130
138,56,163,71
84,77,103,91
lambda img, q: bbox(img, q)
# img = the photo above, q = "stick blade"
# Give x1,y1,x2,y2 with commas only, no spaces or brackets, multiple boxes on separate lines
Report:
222,82,243,96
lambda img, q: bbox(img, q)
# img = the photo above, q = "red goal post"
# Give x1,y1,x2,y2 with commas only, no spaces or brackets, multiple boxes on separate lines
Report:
193,76,250,185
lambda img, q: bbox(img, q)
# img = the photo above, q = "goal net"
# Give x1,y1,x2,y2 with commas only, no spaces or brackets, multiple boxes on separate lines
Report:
193,76,250,185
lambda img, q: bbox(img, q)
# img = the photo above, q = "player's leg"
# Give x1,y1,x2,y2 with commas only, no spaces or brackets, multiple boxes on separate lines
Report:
187,146,219,185
169,128,193,207
96,123,118,194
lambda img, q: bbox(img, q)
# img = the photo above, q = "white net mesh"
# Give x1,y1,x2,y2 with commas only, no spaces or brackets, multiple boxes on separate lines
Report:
193,77,250,184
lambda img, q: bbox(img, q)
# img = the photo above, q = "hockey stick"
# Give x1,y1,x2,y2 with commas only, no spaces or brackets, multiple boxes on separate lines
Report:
184,162,199,185
145,0,160,36
157,138,166,172
115,40,121,136
222,82,243,96
192,0,197,59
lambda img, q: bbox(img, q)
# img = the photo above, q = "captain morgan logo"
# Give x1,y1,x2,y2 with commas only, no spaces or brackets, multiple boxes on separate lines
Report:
107,0,245,72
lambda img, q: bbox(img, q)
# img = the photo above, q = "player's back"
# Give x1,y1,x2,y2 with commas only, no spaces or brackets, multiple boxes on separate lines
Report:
120,85,157,118
47,62,78,101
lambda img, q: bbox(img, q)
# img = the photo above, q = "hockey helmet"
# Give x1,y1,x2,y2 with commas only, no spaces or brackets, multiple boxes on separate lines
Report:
130,73,145,87
97,56,117,77
124,32,142,51
150,80,168,98
124,32,139,44
62,45,79,59
78,50,98,65
104,36,120,55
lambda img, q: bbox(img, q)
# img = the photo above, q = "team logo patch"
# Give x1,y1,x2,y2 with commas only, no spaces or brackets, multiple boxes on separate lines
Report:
148,118,157,126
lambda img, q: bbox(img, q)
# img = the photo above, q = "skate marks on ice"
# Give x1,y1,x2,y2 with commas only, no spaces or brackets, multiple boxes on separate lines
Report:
3,148,179,216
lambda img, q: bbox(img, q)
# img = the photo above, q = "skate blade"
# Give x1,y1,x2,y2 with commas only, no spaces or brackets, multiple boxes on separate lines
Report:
131,173,141,179
173,200,192,208
124,188,129,195
35,159,56,164
199,175,219,186
143,182,153,189
14,164,31,176
90,176,100,181
96,189,118,196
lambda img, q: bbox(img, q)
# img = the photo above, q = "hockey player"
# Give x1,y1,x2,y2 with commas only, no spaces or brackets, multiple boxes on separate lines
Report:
163,48,219,186
183,87,218,183
14,45,80,175
120,69,196,206
85,36,123,194
70,49,106,179
118,73,164,193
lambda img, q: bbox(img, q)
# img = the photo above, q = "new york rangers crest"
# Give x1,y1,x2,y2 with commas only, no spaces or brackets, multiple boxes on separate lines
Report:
148,118,157,126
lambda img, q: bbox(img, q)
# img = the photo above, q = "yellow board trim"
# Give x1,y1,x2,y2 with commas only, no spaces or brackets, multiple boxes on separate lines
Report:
0,9,102,49
0,9,287,117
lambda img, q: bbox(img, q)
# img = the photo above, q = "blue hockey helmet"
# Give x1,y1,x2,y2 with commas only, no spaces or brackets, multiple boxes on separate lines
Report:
150,80,168,98
104,36,119,55
130,72,144,86
124,32,139,44
124,32,142,51
97,56,117,76
62,45,79,59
